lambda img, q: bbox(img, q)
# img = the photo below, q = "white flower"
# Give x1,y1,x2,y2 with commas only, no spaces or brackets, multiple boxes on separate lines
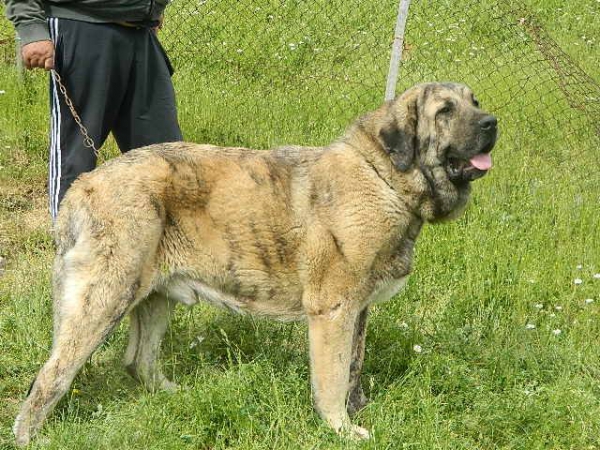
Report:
525,323,536,330
574,278,583,285
534,303,543,309
398,321,409,329
413,344,422,353
549,313,556,318
555,305,563,311
91,403,103,418
189,335,205,349
594,273,600,279
576,264,583,270
585,298,594,304
552,329,562,336
0,90,5,94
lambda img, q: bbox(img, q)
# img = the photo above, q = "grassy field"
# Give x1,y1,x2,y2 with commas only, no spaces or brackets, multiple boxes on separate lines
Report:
1,0,600,449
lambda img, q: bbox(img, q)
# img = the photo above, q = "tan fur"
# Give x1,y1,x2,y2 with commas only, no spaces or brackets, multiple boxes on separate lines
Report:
13,82,497,445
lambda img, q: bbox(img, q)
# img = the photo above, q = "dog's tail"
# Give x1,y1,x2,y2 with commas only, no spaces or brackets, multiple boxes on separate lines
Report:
53,193,88,255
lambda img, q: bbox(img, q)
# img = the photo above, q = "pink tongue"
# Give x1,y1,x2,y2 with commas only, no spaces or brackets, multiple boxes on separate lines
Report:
470,153,493,171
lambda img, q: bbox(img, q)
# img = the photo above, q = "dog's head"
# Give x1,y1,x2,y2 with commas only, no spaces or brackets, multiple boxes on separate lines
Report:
377,82,498,220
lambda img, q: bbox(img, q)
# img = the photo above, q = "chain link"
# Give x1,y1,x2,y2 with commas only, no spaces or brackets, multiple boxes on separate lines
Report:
51,69,100,157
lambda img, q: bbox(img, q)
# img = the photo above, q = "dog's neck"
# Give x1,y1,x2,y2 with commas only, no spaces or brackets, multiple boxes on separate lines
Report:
343,124,470,223
414,163,471,222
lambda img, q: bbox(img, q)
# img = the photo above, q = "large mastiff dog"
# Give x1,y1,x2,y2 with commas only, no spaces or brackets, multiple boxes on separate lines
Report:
14,82,497,445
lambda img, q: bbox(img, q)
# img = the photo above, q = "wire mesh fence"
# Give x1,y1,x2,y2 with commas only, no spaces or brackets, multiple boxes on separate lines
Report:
155,0,599,155
390,1,600,151
156,0,399,147
0,4,14,65
1,0,598,167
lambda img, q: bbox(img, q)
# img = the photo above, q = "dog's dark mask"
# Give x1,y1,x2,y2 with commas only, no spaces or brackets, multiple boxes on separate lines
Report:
378,83,497,185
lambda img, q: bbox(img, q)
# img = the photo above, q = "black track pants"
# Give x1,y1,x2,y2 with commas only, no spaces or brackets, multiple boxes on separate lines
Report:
48,18,182,219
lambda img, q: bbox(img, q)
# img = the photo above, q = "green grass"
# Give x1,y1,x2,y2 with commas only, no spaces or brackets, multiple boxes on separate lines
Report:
1,0,600,449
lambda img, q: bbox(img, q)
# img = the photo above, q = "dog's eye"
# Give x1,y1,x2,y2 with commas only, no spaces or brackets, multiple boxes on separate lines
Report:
472,97,480,108
438,104,452,115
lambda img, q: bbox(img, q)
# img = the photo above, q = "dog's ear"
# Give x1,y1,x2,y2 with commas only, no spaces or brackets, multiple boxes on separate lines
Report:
378,91,419,172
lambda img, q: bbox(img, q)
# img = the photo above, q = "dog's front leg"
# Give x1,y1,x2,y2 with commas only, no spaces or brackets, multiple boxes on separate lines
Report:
307,302,370,439
348,306,369,416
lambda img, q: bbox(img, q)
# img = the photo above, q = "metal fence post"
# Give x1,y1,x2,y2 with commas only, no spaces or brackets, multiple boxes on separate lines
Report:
15,32,23,77
385,0,412,101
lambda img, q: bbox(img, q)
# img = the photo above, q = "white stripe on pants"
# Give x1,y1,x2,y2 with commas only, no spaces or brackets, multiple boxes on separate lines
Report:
49,18,62,221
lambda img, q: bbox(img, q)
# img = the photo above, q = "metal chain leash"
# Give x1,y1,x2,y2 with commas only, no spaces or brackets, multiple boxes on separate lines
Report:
50,69,100,157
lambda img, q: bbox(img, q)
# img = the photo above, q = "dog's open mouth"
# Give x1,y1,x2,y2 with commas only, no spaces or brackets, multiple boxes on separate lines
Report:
448,153,493,182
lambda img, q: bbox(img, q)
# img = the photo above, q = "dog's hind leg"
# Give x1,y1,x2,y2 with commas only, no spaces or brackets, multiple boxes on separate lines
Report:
123,291,177,392
13,264,141,446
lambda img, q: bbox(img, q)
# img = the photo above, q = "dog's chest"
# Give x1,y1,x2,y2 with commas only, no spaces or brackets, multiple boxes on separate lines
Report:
364,231,417,305
366,276,408,305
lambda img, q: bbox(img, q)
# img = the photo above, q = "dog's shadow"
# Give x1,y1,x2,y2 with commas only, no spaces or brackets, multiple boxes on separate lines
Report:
53,304,414,423
52,306,309,422
165,304,415,382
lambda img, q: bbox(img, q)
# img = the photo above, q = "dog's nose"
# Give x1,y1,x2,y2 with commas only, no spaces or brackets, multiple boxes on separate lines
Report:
479,115,498,132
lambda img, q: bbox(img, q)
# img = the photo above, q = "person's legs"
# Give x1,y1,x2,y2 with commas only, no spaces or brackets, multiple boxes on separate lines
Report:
48,19,135,219
112,30,182,151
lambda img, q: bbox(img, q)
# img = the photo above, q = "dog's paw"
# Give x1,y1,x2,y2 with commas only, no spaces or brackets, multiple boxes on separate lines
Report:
127,365,180,393
13,415,31,447
331,417,371,441
340,424,371,440
144,377,180,394
159,379,180,393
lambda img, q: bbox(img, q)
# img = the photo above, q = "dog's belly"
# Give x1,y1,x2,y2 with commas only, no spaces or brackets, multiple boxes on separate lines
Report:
367,276,408,305
159,275,305,321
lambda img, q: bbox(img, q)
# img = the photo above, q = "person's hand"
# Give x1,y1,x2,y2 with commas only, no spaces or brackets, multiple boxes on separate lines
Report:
153,15,164,33
21,40,55,70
